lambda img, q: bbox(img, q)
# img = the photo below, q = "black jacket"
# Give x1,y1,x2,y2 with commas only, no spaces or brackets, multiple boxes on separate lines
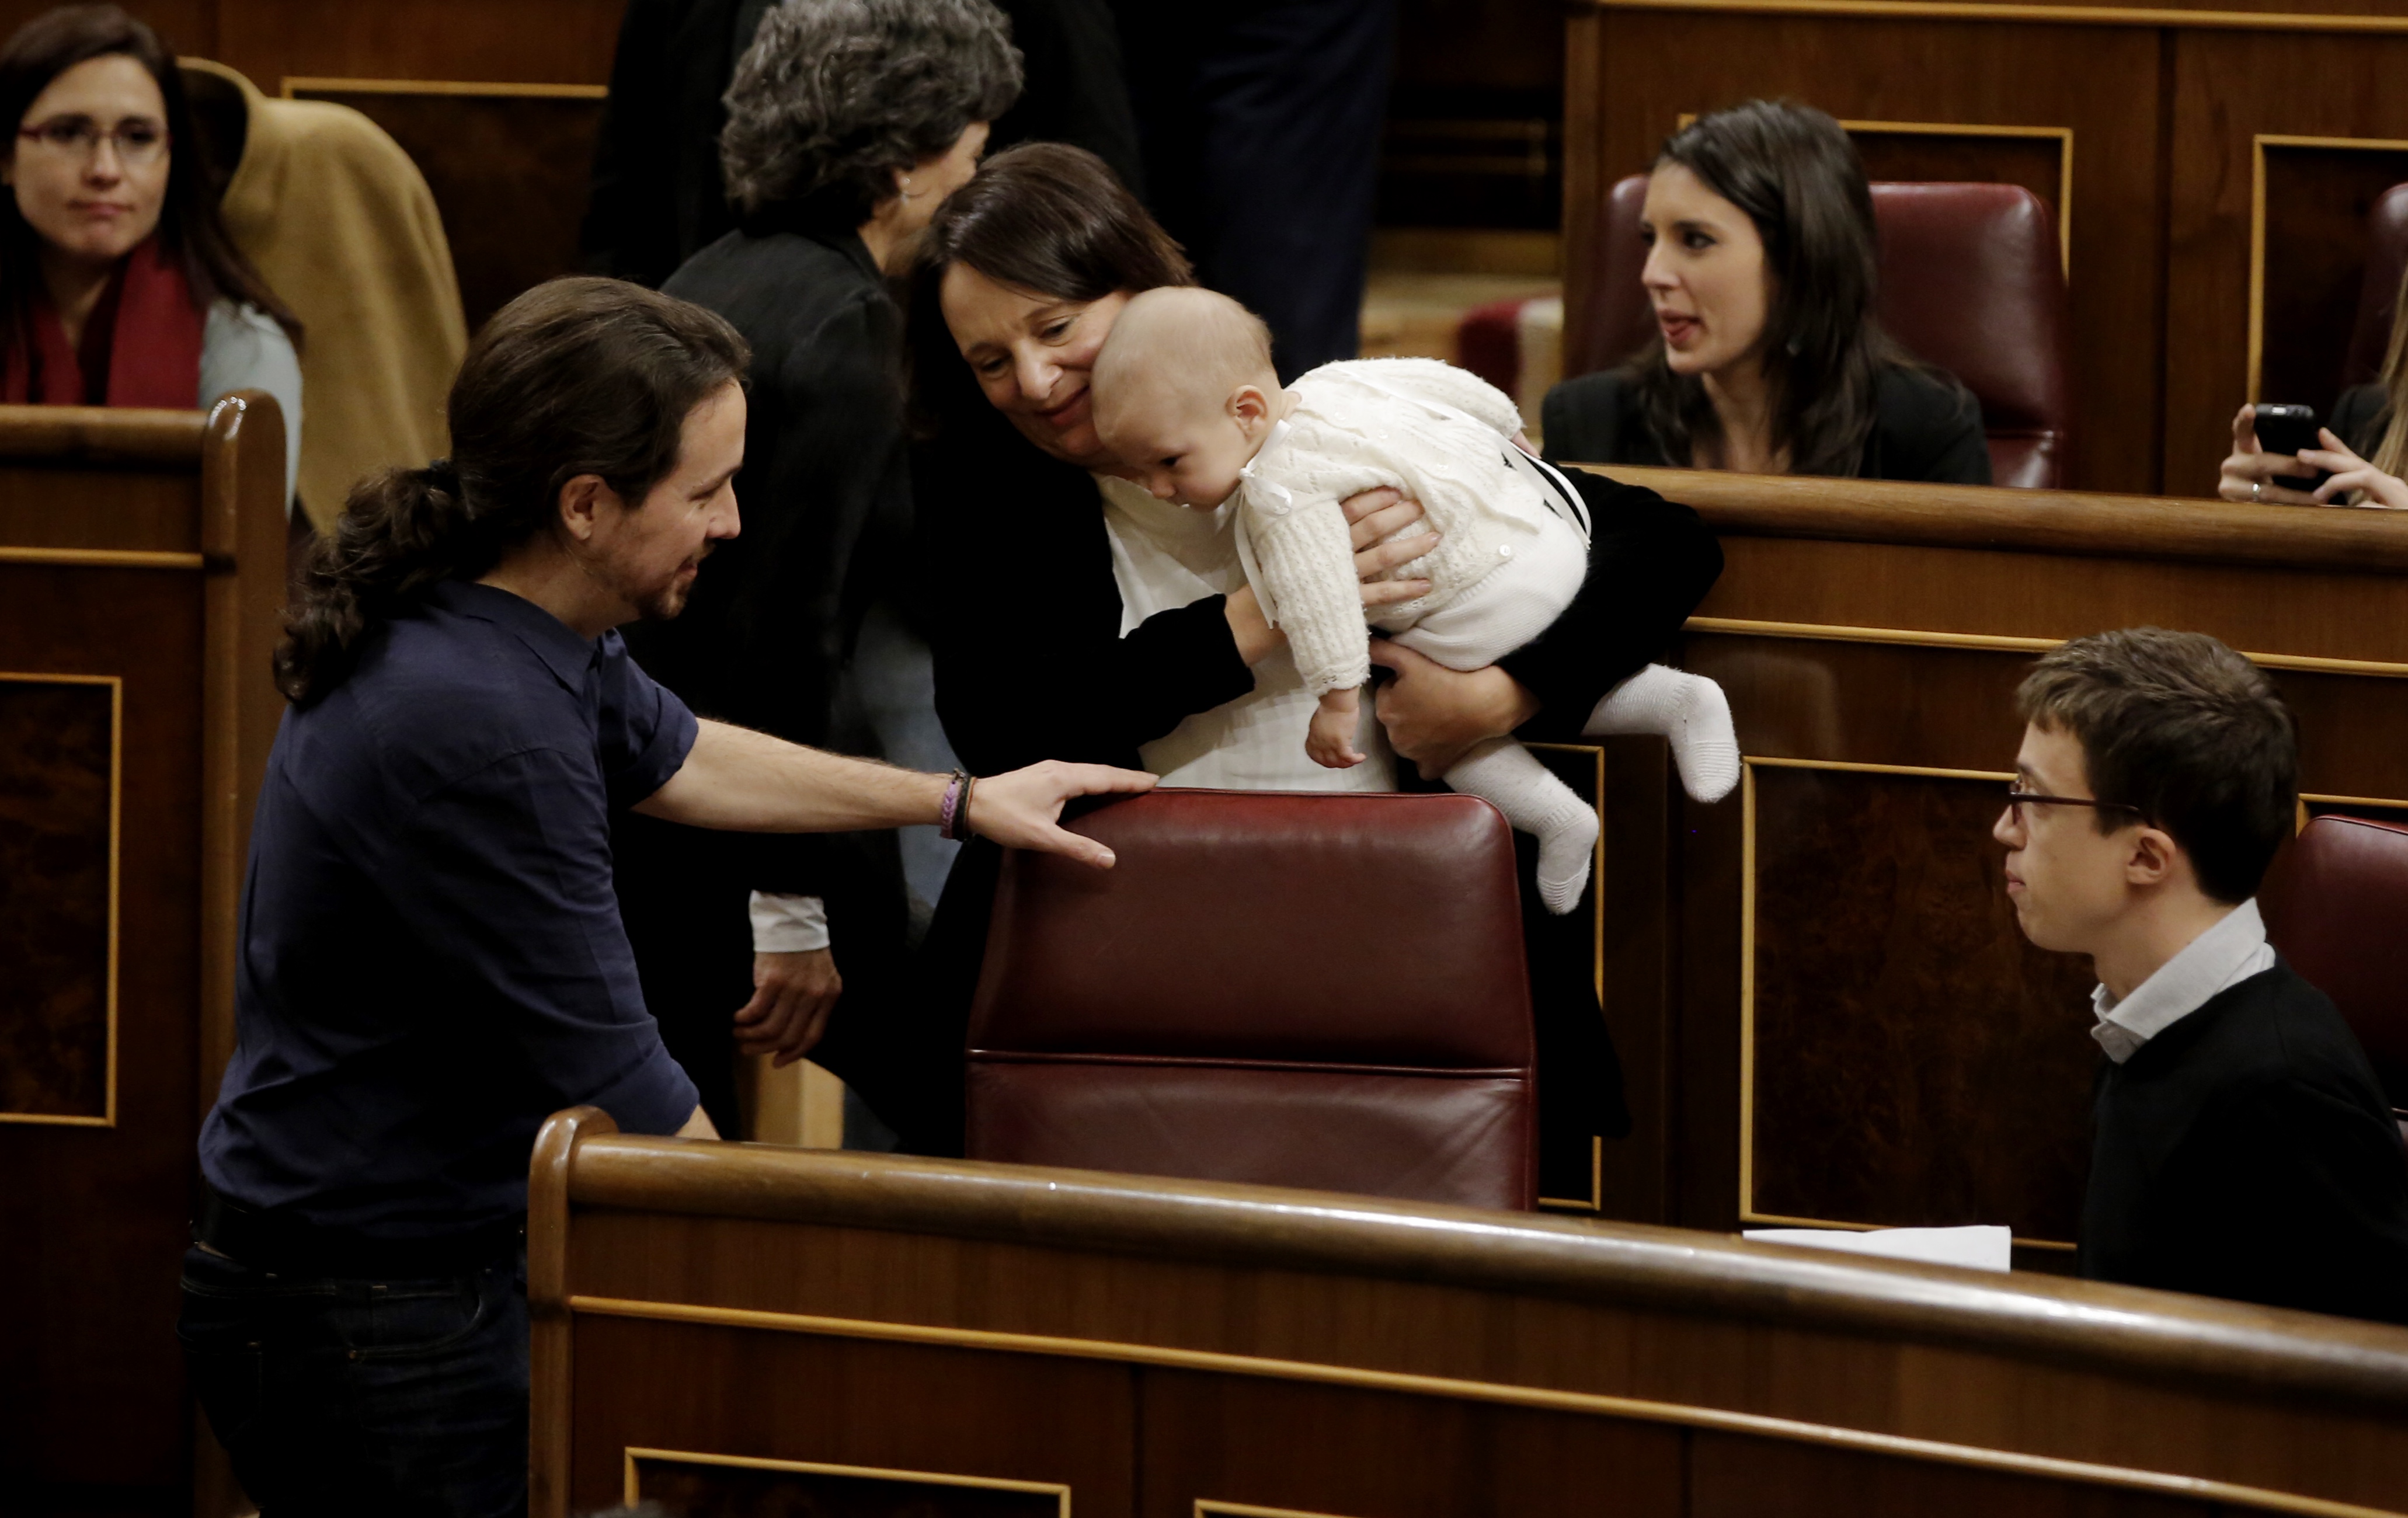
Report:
2082,959,2408,1324
627,223,911,894
1540,364,1993,486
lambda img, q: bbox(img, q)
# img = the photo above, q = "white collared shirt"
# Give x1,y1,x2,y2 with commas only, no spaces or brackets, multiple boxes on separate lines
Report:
2089,897,2276,1063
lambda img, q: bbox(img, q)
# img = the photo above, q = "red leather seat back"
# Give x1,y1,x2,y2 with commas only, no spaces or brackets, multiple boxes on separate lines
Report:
2341,183,2408,390
1568,176,2072,489
2259,814,2408,1116
967,789,1537,1209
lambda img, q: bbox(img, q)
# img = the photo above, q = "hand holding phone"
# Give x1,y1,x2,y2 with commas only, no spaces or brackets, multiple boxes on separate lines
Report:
2252,403,2331,493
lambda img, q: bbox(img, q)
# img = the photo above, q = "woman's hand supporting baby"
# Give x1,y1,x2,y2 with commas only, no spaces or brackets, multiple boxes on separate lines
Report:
1222,487,1440,665
1369,640,1543,779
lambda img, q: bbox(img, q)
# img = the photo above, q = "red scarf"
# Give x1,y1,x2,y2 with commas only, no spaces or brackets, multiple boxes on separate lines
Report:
2,235,204,408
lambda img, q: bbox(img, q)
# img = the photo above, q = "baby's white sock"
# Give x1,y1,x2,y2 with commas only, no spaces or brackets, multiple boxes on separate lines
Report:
1588,664,1740,803
1446,737,1599,915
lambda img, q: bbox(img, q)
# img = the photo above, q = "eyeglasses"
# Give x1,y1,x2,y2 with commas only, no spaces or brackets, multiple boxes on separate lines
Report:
2003,785,2143,826
15,115,169,168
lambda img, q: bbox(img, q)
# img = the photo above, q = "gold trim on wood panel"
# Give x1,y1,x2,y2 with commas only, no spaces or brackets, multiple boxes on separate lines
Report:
1598,0,2408,35
2247,133,2408,405
624,1447,1070,1513
2302,790,2408,812
1686,615,2408,678
1526,741,1607,1005
1201,1504,1367,1518
0,546,204,570
1738,756,2078,1249
281,76,608,100
1539,1136,1606,1214
0,671,119,1128
1527,741,1609,1214
568,1295,2404,1518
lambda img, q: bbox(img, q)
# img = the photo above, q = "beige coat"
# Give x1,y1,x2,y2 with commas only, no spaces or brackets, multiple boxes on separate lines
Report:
181,60,467,533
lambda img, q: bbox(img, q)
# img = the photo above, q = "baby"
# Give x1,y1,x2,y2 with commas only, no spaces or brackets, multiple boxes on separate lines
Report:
1091,286,1737,914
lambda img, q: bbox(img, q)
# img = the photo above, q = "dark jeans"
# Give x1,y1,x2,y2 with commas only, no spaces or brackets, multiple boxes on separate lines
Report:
176,1242,529,1518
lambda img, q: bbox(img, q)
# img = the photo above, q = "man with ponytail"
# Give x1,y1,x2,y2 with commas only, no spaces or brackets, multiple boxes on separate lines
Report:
176,276,1151,1515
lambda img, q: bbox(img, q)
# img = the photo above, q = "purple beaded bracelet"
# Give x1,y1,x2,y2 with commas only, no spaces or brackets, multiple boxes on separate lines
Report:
938,770,972,841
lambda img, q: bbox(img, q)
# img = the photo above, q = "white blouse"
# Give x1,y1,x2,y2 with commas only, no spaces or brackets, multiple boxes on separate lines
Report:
1095,474,1395,792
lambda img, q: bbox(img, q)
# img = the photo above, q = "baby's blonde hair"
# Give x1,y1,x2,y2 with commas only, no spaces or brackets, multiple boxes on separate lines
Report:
1093,286,1278,418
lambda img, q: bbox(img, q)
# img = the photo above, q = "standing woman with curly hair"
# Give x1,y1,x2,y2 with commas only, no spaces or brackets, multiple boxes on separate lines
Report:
617,0,1022,1151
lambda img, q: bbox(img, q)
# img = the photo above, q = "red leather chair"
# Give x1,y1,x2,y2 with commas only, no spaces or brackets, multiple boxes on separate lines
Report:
2340,183,2408,390
2257,814,2408,1142
1565,175,2072,489
966,789,1538,1210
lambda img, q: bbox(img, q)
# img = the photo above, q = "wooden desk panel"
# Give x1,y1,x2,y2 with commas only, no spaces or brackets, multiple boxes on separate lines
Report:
0,398,284,1509
531,1116,2408,1518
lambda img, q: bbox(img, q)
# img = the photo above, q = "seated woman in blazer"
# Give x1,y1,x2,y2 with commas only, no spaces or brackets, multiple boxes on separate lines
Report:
1542,100,1990,486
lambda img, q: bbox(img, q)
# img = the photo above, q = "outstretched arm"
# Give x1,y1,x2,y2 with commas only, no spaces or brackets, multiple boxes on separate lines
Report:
635,718,1155,869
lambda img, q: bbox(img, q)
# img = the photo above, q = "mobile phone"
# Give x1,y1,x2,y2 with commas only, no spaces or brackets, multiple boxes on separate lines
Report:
2253,403,2332,493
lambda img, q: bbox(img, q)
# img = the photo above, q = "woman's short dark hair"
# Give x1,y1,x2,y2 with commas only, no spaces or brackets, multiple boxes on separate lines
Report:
902,140,1190,436
276,277,749,706
721,0,1022,229
0,5,301,352
1626,99,1950,478
2016,628,2299,904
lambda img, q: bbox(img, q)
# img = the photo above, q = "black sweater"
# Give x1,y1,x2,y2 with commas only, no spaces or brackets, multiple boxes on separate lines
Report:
2082,959,2408,1324
1540,364,1993,486
917,402,1727,775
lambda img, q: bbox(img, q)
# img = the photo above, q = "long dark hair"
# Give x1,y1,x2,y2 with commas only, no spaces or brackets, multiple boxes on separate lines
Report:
903,141,1190,438
0,5,301,353
1626,99,1927,478
276,277,750,706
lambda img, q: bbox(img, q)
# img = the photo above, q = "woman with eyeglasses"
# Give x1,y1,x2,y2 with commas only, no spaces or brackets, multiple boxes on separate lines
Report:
0,5,301,504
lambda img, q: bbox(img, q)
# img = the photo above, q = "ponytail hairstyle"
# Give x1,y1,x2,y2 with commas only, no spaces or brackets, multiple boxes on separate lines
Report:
1625,99,1955,478
276,276,750,706
0,5,302,356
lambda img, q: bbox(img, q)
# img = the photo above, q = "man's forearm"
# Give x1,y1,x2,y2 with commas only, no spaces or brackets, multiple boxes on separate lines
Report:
634,719,947,833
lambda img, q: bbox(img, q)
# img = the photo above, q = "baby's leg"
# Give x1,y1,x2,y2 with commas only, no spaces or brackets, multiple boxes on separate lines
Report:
1447,738,1598,915
1587,666,1739,803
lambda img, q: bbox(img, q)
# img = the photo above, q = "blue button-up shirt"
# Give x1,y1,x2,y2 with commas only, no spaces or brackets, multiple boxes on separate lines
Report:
201,580,702,1239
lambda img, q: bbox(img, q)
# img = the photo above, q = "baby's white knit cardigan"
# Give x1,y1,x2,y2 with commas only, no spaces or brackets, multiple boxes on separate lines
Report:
1234,357,1567,698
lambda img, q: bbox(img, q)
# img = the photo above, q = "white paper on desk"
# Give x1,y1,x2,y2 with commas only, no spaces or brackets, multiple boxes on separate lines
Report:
1741,1225,2013,1273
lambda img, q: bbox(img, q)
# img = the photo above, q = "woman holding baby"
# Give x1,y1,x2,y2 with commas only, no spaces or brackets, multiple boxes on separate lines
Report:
902,143,1724,1191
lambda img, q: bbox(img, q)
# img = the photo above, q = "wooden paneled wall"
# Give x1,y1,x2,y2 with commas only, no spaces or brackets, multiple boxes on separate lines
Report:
1564,462,2408,1265
529,1109,2408,1518
0,0,624,87
1564,0,2408,497
0,399,287,1510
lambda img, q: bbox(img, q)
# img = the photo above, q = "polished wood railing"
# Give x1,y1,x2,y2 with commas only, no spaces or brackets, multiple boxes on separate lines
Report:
530,1106,2408,1517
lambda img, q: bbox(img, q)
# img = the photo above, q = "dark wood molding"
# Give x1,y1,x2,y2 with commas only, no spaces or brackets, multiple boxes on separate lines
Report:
556,1136,2408,1410
1573,464,2408,574
531,1105,616,1518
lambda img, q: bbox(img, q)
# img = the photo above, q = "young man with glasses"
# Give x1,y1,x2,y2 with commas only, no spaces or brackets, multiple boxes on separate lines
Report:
1994,626,2408,1323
